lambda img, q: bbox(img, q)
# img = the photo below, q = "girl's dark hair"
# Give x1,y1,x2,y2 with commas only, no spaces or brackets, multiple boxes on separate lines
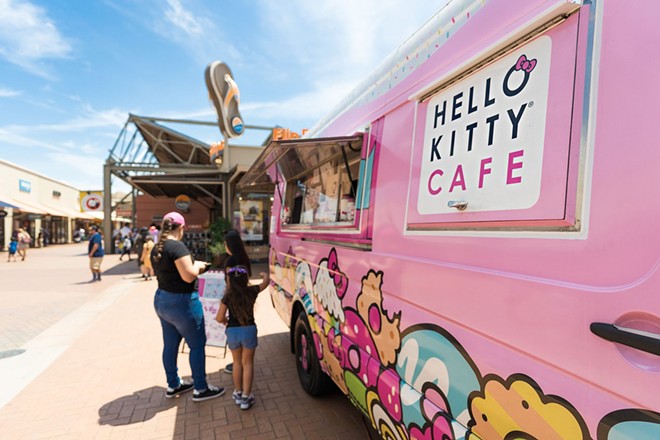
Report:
152,218,182,263
224,229,252,276
224,265,253,326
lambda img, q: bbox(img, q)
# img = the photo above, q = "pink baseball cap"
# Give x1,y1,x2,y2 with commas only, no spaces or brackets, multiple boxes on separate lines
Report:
163,211,186,227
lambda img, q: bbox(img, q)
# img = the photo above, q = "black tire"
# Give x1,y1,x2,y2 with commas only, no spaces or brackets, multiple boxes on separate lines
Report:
293,311,333,396
362,415,381,440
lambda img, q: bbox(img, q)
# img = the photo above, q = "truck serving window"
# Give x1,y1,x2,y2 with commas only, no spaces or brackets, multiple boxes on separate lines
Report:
238,134,370,234
283,139,362,227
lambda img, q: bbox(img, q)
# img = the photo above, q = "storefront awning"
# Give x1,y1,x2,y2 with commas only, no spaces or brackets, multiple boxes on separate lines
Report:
7,197,50,215
86,211,131,223
0,199,20,209
3,197,94,219
43,204,95,220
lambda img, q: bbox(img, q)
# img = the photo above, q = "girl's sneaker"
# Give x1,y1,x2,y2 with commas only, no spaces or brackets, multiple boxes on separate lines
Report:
240,394,255,410
232,390,242,405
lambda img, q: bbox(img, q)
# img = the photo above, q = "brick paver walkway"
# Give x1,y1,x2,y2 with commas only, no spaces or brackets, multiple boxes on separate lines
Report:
0,244,366,439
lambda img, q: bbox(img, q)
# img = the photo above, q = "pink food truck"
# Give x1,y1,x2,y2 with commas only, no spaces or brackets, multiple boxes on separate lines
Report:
238,0,660,438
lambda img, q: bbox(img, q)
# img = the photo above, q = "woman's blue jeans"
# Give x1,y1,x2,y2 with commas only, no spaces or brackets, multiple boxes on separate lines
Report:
154,289,208,391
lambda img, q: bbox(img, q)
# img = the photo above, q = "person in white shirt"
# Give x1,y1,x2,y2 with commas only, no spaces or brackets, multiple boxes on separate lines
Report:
120,223,132,239
119,234,132,261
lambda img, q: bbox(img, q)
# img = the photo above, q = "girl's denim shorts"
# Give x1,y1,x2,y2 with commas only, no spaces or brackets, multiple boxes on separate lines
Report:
225,325,258,349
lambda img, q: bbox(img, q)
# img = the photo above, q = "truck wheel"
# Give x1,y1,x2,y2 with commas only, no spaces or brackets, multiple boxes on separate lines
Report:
294,311,333,396
362,415,381,440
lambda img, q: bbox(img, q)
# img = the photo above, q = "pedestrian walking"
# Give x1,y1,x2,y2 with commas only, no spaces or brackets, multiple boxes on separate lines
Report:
141,235,154,280
16,228,31,261
133,228,146,269
119,234,132,261
149,224,159,243
87,225,104,281
216,265,270,410
7,235,18,262
151,211,225,402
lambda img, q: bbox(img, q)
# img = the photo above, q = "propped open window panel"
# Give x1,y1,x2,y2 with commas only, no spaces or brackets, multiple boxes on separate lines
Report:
238,134,372,236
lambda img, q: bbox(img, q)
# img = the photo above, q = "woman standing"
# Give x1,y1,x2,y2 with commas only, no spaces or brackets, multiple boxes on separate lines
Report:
151,212,225,402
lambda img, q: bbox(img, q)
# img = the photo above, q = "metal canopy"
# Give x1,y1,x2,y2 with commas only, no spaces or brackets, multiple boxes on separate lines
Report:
107,114,231,206
132,116,213,166
103,114,275,252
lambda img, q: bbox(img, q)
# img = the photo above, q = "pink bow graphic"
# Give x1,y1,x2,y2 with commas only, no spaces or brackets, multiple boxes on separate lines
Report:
327,249,347,298
515,54,537,73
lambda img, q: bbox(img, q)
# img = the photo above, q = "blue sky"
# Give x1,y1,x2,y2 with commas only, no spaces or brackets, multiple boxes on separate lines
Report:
0,0,444,190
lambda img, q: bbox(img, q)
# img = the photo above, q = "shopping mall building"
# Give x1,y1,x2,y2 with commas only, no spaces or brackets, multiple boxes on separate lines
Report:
0,159,98,250
0,117,276,263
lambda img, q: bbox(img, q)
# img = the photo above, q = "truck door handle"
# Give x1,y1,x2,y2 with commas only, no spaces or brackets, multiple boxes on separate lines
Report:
447,201,468,211
590,322,660,356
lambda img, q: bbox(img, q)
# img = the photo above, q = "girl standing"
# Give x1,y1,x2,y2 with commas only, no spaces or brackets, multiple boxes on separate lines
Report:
216,265,270,410
220,229,252,375
152,212,225,402
223,229,252,275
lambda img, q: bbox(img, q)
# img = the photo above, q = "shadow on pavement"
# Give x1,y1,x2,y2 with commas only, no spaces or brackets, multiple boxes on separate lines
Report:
98,386,176,426
96,332,365,437
102,260,142,276
71,279,98,285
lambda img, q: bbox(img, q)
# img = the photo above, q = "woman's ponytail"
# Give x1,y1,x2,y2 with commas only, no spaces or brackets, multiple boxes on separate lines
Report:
152,219,177,263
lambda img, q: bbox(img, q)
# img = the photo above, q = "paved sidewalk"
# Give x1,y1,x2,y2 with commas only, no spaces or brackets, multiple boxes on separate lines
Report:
0,244,366,439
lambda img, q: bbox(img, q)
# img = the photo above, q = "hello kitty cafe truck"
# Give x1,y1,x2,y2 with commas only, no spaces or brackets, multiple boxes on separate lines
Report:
238,0,660,438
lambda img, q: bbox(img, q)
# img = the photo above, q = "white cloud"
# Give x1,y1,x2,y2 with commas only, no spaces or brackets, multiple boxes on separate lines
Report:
0,0,73,77
242,80,353,124
256,0,440,81
33,106,129,132
45,151,106,189
0,106,130,157
0,127,65,152
0,87,21,97
164,0,203,36
249,1,442,129
150,0,241,65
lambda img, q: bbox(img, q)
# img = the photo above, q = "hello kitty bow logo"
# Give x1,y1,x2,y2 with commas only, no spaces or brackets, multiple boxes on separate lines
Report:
515,54,537,73
327,249,348,299
503,53,538,97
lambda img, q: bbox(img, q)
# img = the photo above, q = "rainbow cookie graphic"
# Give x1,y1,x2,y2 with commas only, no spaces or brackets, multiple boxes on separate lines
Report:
466,374,590,440
314,324,348,393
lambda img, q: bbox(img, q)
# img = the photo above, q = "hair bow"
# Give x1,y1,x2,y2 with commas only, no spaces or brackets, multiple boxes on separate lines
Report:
515,54,537,73
228,266,248,276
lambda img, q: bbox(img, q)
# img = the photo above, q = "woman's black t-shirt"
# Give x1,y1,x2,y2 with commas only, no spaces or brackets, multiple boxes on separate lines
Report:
222,285,261,327
152,239,195,293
